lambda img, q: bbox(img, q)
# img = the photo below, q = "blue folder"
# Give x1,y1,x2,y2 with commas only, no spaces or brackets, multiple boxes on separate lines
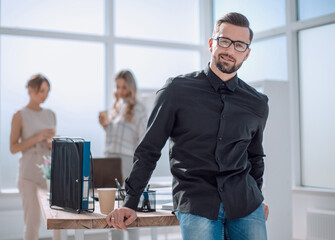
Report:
81,141,91,209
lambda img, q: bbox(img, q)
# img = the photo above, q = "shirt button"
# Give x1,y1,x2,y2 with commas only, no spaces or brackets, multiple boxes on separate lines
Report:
216,157,221,161
218,137,223,141
221,114,225,119
219,187,223,192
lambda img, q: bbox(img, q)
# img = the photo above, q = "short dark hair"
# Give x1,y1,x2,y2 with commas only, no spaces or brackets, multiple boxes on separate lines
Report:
212,12,253,43
26,74,50,91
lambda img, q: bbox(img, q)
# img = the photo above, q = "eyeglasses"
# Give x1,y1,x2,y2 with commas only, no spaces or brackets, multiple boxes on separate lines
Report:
212,37,249,52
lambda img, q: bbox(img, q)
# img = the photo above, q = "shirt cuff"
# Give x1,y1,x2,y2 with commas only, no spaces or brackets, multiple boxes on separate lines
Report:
122,194,141,211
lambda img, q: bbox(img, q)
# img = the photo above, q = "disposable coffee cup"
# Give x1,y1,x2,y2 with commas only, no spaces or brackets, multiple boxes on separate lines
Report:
99,110,109,126
98,188,117,214
47,128,56,143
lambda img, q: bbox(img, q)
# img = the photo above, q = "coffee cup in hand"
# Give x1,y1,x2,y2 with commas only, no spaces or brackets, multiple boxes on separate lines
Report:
47,128,55,143
99,110,109,126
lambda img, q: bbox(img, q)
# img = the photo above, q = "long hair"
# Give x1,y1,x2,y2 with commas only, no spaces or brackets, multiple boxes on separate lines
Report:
112,70,137,122
212,12,253,43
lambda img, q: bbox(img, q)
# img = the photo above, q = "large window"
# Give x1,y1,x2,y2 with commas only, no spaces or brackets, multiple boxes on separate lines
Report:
298,0,335,20
238,35,287,83
114,0,200,44
0,35,105,189
299,23,335,189
0,0,206,190
1,0,104,35
214,0,286,33
115,45,200,89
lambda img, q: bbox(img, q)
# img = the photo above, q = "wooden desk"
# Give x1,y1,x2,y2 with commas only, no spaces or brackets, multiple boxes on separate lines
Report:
37,188,179,239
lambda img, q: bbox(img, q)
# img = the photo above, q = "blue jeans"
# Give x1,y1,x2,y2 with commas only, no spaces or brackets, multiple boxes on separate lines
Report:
175,203,267,240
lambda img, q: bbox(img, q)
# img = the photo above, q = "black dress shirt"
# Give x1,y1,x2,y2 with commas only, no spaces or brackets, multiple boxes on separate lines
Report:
123,65,269,220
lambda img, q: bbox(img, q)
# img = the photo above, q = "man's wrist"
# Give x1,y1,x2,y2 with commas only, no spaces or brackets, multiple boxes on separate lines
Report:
122,194,141,211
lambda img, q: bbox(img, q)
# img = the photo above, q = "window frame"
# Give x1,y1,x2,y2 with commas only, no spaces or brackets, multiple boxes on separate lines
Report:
253,1,335,190
0,0,213,191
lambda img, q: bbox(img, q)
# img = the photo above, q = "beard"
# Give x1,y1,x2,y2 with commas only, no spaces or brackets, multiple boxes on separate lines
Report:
214,53,243,74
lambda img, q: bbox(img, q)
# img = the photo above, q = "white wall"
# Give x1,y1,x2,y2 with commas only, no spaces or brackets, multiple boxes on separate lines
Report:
292,188,335,240
250,80,292,240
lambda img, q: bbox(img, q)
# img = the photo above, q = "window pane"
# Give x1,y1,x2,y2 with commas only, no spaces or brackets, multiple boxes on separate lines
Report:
239,35,287,83
299,23,335,189
214,0,286,33
0,36,105,189
0,0,104,35
298,0,335,20
115,45,201,89
114,0,200,44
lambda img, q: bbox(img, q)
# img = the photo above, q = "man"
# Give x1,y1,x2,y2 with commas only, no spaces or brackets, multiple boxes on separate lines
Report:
107,12,269,240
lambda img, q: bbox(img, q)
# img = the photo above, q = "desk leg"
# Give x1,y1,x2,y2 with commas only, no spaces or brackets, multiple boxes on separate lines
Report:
74,229,85,240
53,230,67,240
60,230,68,240
151,227,158,240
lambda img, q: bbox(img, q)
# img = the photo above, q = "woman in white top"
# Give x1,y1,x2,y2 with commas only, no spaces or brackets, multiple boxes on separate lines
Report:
99,70,147,240
10,74,59,240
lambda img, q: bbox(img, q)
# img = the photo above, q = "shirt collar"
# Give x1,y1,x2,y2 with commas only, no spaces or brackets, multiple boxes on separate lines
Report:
204,64,238,92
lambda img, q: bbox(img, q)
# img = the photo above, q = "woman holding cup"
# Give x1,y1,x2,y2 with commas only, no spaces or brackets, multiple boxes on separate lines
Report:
99,70,147,240
99,70,147,180
10,73,58,240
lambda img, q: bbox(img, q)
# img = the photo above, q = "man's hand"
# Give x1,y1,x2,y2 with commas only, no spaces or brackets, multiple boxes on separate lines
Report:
106,207,137,230
262,203,269,221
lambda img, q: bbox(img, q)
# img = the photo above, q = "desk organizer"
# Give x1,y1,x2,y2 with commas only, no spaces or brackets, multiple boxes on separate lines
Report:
49,137,95,213
116,188,126,208
137,190,156,212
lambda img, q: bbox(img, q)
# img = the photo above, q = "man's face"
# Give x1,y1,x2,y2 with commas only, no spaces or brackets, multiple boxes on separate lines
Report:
209,23,251,75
